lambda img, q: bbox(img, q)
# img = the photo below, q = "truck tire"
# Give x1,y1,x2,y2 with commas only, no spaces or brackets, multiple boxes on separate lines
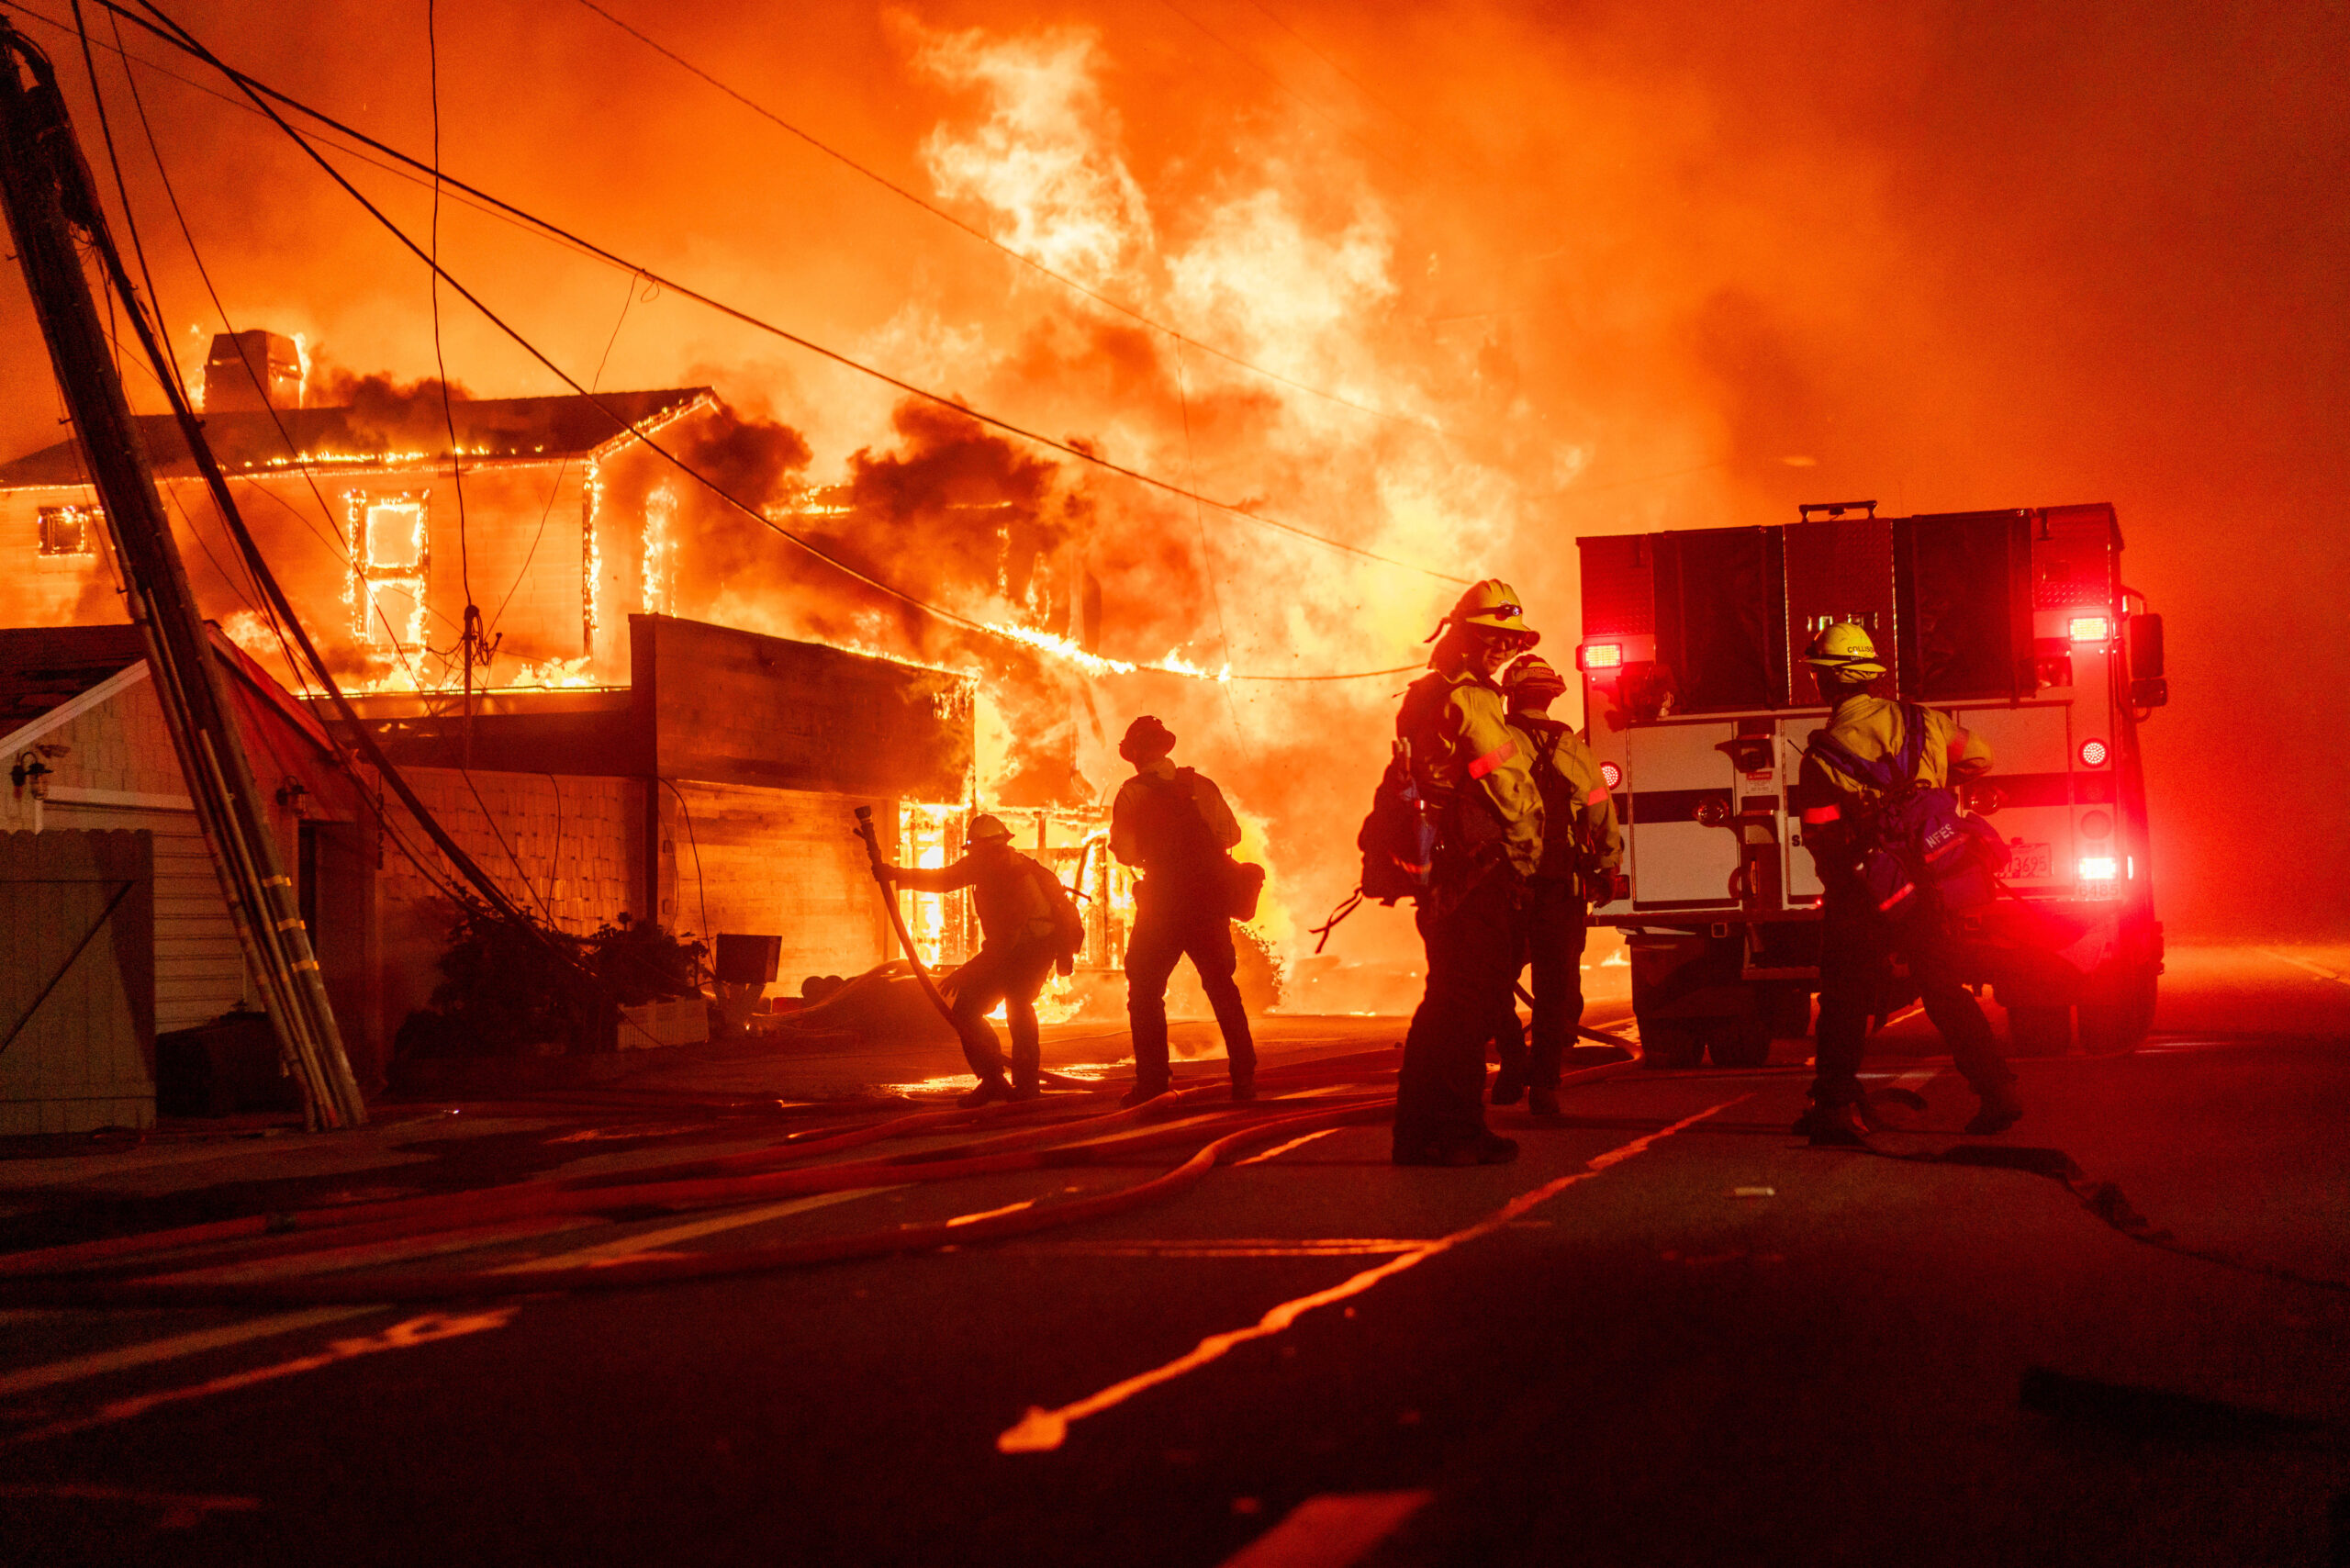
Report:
2077,966,2159,1055
2007,1004,2071,1058
1637,1019,1705,1070
1706,1015,1774,1070
1762,982,1813,1039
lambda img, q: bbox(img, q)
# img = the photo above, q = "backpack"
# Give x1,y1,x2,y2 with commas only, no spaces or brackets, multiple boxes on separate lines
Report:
1131,769,1266,921
1020,857,1088,965
1806,704,2009,917
1358,740,1444,905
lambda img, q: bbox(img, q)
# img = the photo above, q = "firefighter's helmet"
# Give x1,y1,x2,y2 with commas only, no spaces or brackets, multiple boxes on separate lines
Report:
1503,654,1568,710
1802,622,1886,681
1430,578,1539,647
967,813,1015,845
1118,715,1176,762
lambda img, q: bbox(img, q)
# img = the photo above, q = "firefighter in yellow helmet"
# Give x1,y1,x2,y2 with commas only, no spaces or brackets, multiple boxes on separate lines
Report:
1390,579,1545,1165
880,812,1076,1107
1486,653,1623,1114
1793,622,2022,1143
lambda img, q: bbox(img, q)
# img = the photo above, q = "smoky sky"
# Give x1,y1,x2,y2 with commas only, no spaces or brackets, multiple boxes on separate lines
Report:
1,0,2343,939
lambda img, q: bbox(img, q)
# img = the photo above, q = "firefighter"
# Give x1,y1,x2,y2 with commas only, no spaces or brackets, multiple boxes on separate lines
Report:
1488,653,1622,1115
1794,623,2023,1142
1392,579,1545,1166
880,813,1063,1107
1109,715,1257,1105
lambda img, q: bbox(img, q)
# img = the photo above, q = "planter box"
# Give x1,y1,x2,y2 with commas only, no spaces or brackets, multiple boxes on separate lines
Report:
618,997,709,1050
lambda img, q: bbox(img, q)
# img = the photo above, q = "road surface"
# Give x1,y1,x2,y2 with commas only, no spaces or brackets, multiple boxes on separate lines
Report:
1,942,2344,1566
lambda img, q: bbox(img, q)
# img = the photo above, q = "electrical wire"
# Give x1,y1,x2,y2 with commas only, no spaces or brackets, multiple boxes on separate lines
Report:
94,0,464,670
99,0,1471,594
129,0,1452,686
425,0,476,643
567,0,1449,442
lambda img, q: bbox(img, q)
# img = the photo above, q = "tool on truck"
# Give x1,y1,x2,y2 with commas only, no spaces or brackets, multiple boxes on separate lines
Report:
1576,501,2166,1068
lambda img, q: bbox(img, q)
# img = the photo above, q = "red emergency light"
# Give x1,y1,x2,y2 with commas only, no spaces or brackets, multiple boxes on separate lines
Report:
2078,856,2119,882
1578,643,1624,671
2068,615,2115,644
2078,737,2109,767
1598,761,1623,790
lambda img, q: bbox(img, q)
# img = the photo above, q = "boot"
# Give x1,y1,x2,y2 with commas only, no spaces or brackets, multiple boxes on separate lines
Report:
1490,1065,1527,1106
1008,1080,1044,1103
1229,1075,1257,1103
1527,1084,1561,1117
1964,1082,2023,1135
1119,1082,1172,1110
958,1078,1011,1109
1793,1101,1872,1148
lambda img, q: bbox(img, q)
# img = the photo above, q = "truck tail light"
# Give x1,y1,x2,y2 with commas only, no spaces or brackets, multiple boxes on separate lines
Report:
2068,616,2114,644
1598,761,1622,790
1578,643,1623,671
2079,856,2119,882
2078,737,2109,767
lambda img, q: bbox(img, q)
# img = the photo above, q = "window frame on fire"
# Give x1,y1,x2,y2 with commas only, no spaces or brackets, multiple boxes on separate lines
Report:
342,488,432,646
35,502,101,559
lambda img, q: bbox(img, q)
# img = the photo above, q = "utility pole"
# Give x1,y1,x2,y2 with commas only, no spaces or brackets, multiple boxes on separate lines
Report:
0,23,366,1127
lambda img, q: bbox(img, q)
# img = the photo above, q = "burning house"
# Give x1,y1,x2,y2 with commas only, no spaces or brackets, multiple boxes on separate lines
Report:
0,329,726,687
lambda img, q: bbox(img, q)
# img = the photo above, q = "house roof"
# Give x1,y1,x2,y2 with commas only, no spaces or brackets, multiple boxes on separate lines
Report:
0,622,335,759
0,387,715,489
0,624,151,736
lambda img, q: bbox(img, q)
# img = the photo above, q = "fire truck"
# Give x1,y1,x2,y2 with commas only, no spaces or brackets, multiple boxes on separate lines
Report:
1575,501,2165,1068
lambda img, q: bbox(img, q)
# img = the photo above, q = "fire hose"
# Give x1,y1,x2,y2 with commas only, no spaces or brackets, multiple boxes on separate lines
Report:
851,804,959,1029
0,1048,1520,1309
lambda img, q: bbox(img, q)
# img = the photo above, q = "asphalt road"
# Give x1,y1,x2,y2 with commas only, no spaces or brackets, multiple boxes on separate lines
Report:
2,943,2346,1567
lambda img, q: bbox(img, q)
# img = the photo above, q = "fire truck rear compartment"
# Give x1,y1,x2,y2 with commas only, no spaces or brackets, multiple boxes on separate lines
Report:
1582,505,2165,1063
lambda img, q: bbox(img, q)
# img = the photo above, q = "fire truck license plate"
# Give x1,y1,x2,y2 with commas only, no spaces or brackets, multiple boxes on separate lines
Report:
2009,842,2053,879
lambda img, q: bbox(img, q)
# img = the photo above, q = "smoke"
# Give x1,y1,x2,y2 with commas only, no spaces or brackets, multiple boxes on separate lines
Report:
1,0,2342,942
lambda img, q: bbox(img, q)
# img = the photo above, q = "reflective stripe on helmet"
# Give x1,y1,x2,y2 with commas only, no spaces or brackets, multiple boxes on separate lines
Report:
1467,739,1518,779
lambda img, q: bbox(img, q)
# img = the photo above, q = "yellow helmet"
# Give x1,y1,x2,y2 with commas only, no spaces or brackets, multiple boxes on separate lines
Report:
1434,579,1539,646
1802,622,1886,681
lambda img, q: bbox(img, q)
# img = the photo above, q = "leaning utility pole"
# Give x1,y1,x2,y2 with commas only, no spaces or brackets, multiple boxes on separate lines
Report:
0,24,366,1127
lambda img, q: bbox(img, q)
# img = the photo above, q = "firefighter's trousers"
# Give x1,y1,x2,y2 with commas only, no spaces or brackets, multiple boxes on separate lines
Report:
948,937,1057,1091
1397,868,1524,1156
1494,875,1588,1091
1812,888,2013,1107
1126,889,1256,1092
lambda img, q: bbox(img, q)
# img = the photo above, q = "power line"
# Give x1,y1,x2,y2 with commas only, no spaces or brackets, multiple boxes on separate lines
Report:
569,0,1449,442
91,0,459,679
89,0,1468,588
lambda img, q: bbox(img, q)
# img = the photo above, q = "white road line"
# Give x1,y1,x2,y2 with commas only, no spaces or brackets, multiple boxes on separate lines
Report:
4,1310,515,1450
1236,1128,1342,1166
2259,947,2350,988
1220,1491,1433,1568
997,1095,1748,1453
0,1306,378,1398
491,1186,903,1273
1014,1240,1427,1259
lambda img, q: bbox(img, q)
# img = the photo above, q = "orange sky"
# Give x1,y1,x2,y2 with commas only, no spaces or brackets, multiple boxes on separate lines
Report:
3,0,2344,940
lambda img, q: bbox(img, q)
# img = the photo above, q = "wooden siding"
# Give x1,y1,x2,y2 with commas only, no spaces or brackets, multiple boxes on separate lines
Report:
0,829,155,1134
